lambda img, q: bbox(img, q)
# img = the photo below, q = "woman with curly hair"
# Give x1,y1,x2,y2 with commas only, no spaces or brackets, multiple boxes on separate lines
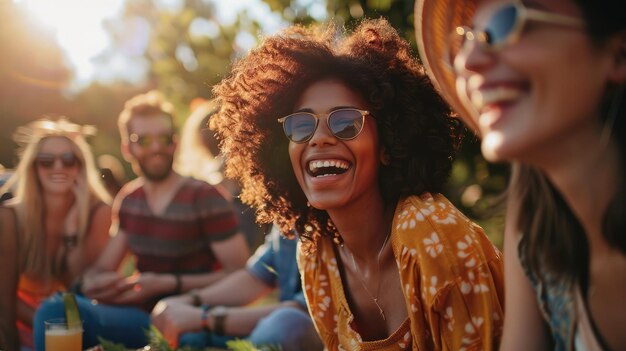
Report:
211,19,504,350
0,118,112,351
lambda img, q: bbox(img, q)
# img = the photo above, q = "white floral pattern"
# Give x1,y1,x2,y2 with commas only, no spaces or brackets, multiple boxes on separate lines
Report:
298,194,504,351
424,232,444,258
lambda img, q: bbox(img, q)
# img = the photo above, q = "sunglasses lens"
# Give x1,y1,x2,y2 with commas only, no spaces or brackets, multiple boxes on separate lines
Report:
35,153,78,168
36,154,55,168
60,153,78,168
284,113,316,143
157,135,174,146
133,134,174,147
484,5,518,46
138,136,151,147
329,109,364,140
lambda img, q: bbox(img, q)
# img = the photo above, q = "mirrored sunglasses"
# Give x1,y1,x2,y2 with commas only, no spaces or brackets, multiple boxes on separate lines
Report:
447,2,584,65
35,152,80,169
129,133,174,148
277,108,371,143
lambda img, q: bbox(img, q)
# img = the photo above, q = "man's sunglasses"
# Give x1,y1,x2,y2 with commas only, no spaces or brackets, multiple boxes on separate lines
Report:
277,108,371,143
129,133,174,148
35,152,80,169
448,2,584,64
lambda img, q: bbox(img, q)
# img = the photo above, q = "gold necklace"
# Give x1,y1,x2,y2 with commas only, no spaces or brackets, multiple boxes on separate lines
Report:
346,232,391,321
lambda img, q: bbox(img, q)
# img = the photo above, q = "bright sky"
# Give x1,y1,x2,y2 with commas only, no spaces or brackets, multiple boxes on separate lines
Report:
13,0,322,93
15,0,126,91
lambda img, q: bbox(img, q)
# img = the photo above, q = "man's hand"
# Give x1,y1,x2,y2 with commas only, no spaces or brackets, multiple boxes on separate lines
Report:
106,272,171,305
82,271,127,302
151,296,202,347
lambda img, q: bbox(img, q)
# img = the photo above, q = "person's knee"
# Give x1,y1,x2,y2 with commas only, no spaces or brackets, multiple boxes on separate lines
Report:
179,332,209,348
250,307,322,351
179,331,233,349
34,295,66,324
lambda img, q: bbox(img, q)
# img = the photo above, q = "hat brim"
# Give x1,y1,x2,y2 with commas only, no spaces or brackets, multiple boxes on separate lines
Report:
415,0,479,133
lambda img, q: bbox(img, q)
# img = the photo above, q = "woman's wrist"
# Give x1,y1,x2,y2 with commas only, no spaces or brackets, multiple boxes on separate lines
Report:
157,273,182,295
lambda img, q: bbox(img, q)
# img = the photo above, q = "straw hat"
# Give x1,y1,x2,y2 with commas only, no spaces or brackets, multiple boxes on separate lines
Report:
415,0,479,133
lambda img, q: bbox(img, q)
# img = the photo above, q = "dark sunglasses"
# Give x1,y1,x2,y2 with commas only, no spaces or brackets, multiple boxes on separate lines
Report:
448,2,584,64
35,152,80,169
129,133,174,148
277,108,371,143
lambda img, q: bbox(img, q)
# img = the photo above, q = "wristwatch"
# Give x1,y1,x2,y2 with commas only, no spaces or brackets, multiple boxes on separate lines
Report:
188,289,202,307
209,305,228,335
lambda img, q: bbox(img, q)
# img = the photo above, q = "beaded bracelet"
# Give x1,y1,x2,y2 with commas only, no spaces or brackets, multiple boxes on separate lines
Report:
200,304,214,332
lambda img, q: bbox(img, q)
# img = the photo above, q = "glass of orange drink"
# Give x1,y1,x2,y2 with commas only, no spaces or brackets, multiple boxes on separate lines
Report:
44,318,83,351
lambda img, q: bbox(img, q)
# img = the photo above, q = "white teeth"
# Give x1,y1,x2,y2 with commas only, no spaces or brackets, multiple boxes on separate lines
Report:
308,159,350,172
471,87,522,109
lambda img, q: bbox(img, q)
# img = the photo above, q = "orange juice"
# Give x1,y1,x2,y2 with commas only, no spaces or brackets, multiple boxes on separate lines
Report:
45,324,82,351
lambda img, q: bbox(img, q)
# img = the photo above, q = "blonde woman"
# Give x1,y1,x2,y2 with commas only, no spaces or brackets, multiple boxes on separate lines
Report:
0,118,112,351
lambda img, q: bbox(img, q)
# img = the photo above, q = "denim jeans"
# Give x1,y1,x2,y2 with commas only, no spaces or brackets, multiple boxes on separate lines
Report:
33,293,150,350
179,307,323,351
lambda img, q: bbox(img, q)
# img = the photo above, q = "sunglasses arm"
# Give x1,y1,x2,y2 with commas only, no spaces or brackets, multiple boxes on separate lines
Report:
524,8,584,27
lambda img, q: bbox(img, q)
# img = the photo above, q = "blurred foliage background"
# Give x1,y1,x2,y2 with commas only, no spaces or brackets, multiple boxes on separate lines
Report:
0,0,508,246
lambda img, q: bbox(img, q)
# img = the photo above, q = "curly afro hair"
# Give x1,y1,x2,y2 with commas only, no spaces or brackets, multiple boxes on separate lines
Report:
211,18,462,244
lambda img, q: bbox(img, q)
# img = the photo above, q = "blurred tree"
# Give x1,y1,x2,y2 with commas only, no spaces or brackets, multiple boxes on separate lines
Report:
91,0,415,122
327,0,416,47
92,0,508,244
97,0,269,124
0,1,73,167
0,0,507,244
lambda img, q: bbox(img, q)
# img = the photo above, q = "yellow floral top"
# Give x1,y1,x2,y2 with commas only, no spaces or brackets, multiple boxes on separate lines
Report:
297,193,504,351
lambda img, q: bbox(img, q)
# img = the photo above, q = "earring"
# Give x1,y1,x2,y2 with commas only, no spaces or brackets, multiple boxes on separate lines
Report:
380,152,391,166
